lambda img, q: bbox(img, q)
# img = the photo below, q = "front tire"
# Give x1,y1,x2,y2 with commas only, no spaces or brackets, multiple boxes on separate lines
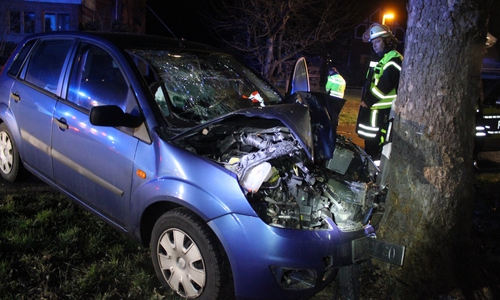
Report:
0,123,22,182
151,207,233,299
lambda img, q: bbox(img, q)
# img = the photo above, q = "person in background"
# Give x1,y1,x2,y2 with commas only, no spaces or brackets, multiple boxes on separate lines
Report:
355,23,403,160
325,67,346,98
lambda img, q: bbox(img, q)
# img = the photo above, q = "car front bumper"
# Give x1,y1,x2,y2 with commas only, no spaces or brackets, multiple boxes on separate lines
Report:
209,213,369,300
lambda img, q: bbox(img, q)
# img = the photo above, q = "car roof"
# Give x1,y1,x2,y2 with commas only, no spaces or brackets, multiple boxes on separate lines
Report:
21,31,221,53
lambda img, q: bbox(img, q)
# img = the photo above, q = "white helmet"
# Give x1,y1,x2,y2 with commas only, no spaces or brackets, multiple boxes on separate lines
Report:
362,23,396,43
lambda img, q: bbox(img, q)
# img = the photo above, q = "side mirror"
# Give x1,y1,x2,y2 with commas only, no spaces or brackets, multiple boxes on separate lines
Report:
90,105,144,128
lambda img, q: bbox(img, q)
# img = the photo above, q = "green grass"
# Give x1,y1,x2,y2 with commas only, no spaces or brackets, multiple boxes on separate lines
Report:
339,89,362,126
0,184,181,300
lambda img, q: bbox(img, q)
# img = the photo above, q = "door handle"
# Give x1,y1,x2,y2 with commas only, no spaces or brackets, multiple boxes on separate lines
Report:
11,92,20,102
54,117,69,130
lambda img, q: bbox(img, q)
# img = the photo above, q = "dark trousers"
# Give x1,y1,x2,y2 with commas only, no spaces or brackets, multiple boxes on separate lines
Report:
357,107,390,160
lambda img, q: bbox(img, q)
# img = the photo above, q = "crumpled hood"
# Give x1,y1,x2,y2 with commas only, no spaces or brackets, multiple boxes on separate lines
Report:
169,91,344,162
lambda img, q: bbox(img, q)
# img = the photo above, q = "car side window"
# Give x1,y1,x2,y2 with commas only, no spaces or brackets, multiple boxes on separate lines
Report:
24,39,72,93
7,39,37,78
67,43,129,111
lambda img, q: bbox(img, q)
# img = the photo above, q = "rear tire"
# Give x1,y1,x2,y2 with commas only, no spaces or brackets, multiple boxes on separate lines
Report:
150,207,234,299
0,123,22,182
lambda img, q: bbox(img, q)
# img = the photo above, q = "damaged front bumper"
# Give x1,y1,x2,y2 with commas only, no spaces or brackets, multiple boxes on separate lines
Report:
209,213,405,300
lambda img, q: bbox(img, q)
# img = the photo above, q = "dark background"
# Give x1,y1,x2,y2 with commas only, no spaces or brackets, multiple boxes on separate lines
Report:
144,0,500,49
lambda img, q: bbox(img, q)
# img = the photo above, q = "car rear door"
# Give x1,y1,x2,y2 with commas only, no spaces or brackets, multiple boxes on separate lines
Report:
51,41,142,228
8,38,74,180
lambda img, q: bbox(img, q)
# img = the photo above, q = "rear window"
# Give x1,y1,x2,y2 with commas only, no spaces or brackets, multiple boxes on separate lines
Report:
7,39,36,77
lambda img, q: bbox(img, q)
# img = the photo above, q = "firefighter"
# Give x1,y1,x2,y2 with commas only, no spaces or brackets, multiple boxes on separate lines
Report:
356,23,403,160
325,67,346,98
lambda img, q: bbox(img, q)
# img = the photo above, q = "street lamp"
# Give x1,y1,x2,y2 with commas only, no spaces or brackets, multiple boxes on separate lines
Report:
382,13,394,25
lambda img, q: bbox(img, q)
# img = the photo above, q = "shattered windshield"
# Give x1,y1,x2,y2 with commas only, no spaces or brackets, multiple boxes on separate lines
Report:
130,49,282,123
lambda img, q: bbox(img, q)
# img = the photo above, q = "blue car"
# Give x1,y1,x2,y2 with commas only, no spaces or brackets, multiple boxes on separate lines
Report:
0,32,396,299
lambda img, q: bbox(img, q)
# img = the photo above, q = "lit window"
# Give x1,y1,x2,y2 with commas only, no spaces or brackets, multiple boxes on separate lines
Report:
44,12,70,32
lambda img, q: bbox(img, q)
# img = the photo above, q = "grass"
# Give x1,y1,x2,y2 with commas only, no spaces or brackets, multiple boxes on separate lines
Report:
0,184,181,300
339,89,362,126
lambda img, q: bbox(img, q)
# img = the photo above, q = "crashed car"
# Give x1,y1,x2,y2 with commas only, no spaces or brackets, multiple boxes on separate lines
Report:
0,32,402,299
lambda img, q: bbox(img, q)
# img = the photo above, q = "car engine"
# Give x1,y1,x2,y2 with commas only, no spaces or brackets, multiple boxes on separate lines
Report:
173,116,386,232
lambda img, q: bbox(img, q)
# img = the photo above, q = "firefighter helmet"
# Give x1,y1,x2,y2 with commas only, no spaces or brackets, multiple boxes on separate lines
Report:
362,23,395,43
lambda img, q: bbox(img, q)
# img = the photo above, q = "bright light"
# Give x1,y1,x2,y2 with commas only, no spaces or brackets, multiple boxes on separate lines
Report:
382,13,394,25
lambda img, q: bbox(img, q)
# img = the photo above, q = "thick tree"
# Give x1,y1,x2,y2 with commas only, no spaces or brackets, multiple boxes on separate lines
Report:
374,0,493,298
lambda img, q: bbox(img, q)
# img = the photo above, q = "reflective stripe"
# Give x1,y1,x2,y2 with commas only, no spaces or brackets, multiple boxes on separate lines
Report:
357,129,377,138
371,86,396,109
371,86,397,101
383,61,402,71
370,110,378,128
358,123,379,132
371,102,394,109
369,61,378,67
330,91,344,98
370,30,388,40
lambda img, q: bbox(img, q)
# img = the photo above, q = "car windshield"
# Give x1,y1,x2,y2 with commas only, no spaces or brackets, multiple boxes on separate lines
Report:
130,49,282,123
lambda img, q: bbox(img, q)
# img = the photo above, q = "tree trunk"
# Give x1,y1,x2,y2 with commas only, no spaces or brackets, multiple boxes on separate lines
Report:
374,0,491,298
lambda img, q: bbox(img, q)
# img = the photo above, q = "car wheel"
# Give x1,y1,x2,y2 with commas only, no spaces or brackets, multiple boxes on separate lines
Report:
0,123,21,182
151,207,234,299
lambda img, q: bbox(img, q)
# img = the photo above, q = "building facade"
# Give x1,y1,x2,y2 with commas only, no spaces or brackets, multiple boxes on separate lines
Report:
0,0,145,44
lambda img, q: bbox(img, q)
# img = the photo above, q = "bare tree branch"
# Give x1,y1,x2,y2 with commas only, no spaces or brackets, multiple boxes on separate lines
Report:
207,0,364,81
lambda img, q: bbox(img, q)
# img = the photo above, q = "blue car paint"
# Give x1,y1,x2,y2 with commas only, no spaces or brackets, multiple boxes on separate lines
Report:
129,135,256,232
209,214,364,300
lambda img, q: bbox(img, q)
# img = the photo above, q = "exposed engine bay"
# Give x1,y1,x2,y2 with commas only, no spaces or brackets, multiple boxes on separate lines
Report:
173,116,386,232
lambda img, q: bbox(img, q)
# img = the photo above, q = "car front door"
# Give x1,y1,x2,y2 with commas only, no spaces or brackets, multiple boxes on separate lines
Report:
51,41,141,228
8,38,74,180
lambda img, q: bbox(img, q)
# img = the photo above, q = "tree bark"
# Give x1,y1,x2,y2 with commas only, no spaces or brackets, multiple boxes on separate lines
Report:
374,0,492,298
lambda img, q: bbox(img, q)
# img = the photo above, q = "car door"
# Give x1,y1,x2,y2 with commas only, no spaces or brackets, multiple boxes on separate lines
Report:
8,38,74,180
51,41,141,228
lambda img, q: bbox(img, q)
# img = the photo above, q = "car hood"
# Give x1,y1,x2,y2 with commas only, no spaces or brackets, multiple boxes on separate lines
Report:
169,91,345,162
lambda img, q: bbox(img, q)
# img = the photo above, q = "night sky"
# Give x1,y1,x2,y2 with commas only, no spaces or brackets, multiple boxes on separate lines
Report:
146,0,213,44
145,0,500,47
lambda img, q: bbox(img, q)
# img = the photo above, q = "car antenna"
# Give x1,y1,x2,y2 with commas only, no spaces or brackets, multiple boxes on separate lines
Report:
147,5,183,47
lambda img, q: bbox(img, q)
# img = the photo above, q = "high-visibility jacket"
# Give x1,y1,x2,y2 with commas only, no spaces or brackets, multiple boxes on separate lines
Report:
325,74,346,98
356,50,402,142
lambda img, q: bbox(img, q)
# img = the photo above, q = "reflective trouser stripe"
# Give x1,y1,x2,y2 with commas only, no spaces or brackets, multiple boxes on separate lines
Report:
357,123,379,138
370,110,378,128
358,130,377,138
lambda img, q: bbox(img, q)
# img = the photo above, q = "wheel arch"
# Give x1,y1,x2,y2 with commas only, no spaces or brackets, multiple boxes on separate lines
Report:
139,200,181,247
132,177,252,247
